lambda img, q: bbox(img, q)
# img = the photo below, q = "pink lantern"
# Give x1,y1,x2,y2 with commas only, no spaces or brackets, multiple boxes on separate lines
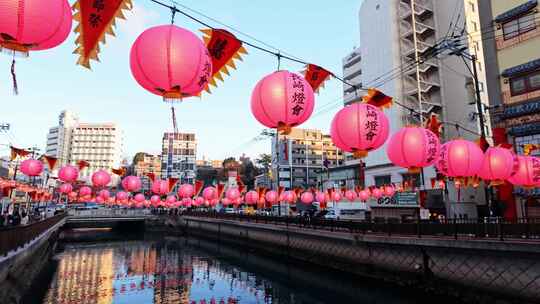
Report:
96,196,104,204
116,191,128,201
0,0,72,54
300,192,314,204
182,198,193,208
245,191,259,205
210,199,219,206
202,187,217,200
68,191,77,200
134,193,145,203
20,159,43,177
265,190,279,204
122,176,142,192
194,196,204,207
166,195,177,205
250,70,315,133
178,184,194,198
384,185,395,197
345,190,357,202
358,190,370,201
331,191,342,202
315,192,328,204
144,200,151,208
479,147,518,185
371,188,383,199
226,187,241,201
221,198,231,206
282,191,297,203
58,183,72,194
91,170,111,187
58,165,79,183
130,25,211,100
508,156,540,187
387,127,440,172
79,186,92,197
436,140,484,178
99,189,110,200
151,179,169,195
150,195,161,206
330,103,389,158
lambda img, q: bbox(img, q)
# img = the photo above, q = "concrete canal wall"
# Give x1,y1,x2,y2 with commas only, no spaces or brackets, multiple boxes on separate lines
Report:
149,216,540,302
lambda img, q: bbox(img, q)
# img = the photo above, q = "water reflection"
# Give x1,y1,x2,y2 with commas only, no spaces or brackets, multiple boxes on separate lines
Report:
39,236,428,304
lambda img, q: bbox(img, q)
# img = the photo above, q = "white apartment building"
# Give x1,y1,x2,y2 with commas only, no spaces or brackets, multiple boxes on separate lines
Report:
45,111,124,182
343,48,363,105
161,132,197,184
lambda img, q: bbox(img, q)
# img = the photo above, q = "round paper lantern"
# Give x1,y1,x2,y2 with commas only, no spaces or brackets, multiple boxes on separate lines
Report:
194,196,204,206
358,190,370,201
479,147,518,185
134,193,145,203
300,192,314,204
79,186,92,197
265,190,278,204
96,196,104,204
202,187,217,200
91,170,111,187
68,191,77,200
178,184,194,198
330,103,389,158
508,156,540,187
122,176,142,192
150,195,160,206
151,179,169,195
130,25,211,100
58,165,79,183
99,189,110,200
315,192,328,204
221,198,231,206
387,127,440,171
166,195,177,205
0,0,72,54
58,183,72,194
210,199,219,206
20,159,43,176
245,190,259,205
116,191,128,201
250,70,315,133
181,198,193,207
371,188,383,199
282,191,297,203
225,188,241,201
345,190,357,202
436,140,484,178
332,192,342,202
384,185,395,197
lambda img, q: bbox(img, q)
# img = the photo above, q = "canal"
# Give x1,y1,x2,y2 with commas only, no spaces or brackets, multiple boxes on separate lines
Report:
23,229,446,304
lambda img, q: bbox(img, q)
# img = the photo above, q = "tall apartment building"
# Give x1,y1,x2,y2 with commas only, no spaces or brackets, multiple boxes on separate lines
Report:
161,132,197,184
343,48,363,105
45,111,123,181
271,128,344,189
132,153,161,192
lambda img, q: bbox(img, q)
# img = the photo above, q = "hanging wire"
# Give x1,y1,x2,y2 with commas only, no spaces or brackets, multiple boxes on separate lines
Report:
170,6,176,24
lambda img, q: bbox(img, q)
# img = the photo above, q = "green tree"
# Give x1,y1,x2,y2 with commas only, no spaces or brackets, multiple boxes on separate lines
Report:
255,153,272,172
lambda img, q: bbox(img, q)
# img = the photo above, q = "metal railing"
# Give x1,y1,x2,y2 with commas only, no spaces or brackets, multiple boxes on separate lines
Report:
67,208,151,218
180,211,540,241
0,213,67,256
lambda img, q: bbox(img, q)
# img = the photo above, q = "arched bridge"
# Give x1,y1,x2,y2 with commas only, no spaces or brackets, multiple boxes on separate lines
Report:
65,209,154,229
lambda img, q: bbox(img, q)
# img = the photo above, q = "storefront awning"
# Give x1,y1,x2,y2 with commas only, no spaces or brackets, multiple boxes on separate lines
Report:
502,98,540,118
494,0,537,23
501,58,540,78
508,122,540,136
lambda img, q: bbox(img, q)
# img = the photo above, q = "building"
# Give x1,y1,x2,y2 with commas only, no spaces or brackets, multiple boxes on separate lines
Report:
132,153,161,192
342,48,363,105
45,110,123,182
161,132,197,184
271,128,344,189
469,0,540,218
196,158,222,169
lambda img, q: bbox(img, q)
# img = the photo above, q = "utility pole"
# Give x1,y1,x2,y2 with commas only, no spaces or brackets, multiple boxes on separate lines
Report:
471,54,487,138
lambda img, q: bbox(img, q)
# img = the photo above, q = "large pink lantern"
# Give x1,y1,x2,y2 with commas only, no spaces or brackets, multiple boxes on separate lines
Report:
79,186,92,197
122,176,142,192
151,180,169,195
479,147,518,185
436,140,484,178
58,183,72,194
134,193,145,203
250,70,315,133
345,190,357,202
226,188,241,201
330,103,389,158
282,191,297,203
99,189,110,200
150,195,161,206
245,191,259,205
358,190,370,201
387,127,440,172
0,0,72,54
116,191,128,201
300,192,314,204
265,190,279,205
20,159,43,177
130,25,211,101
508,156,540,187
166,195,177,205
91,170,111,187
58,165,79,183
202,187,217,200
178,184,194,198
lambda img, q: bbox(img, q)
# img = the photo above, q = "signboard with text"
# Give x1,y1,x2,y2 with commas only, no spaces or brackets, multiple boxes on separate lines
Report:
372,191,419,208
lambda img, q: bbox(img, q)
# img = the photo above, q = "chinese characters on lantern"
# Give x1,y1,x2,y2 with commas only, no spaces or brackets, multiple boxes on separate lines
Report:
291,73,306,116
426,131,438,163
365,106,379,142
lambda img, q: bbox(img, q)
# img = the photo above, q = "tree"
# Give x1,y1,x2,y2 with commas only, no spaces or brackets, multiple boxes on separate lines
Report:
255,153,272,172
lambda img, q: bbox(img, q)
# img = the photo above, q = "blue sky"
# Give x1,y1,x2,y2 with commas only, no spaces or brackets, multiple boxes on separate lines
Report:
0,0,362,162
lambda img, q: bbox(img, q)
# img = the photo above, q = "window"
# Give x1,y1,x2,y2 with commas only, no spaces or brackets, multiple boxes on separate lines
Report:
510,71,540,96
401,173,421,188
471,21,478,32
469,2,474,12
502,13,536,40
374,175,391,187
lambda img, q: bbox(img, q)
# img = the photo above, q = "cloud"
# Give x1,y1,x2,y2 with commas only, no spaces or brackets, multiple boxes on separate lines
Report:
117,2,161,42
